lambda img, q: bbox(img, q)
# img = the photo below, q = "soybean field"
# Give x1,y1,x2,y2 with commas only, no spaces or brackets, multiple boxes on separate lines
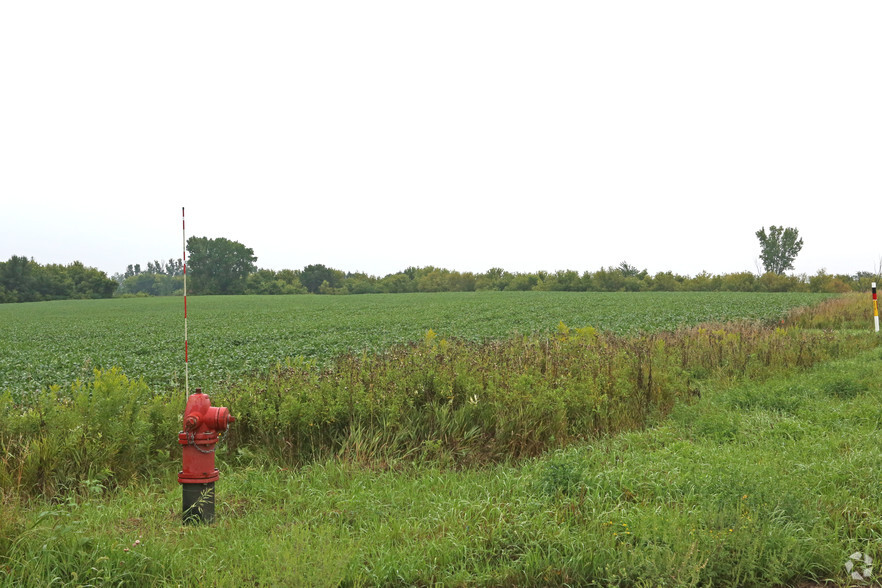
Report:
0,291,832,397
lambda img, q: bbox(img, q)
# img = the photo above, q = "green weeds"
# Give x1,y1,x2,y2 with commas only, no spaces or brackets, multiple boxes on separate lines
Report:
222,319,875,467
8,350,882,588
0,369,178,500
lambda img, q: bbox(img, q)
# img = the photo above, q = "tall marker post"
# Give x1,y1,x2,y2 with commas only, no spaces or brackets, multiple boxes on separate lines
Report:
183,207,189,396
873,282,879,333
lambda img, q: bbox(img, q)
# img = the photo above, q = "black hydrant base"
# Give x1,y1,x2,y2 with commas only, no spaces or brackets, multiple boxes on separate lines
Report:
182,482,215,525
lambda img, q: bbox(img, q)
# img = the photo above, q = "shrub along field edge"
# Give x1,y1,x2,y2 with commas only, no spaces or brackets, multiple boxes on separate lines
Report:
221,319,872,469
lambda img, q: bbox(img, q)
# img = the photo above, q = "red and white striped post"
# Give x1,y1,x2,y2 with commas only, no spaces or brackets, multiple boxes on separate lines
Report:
183,207,189,395
873,282,879,333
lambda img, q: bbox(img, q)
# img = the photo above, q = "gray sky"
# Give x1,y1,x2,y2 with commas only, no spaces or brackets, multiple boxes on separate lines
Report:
2,2,880,279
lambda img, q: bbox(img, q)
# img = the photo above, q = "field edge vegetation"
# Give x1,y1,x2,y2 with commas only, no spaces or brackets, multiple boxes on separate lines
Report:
2,254,878,303
2,294,882,586
0,293,876,500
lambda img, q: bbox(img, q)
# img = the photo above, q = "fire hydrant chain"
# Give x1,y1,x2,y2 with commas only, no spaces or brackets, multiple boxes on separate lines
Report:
186,430,226,454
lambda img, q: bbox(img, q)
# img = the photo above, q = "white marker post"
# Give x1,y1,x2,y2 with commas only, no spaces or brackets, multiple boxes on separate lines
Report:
873,282,879,333
183,207,189,395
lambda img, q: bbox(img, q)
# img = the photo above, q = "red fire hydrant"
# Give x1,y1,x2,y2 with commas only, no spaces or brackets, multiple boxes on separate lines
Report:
178,389,234,524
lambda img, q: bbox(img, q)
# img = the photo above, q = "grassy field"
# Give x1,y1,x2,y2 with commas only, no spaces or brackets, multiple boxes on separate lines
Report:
0,291,833,397
7,349,882,586
2,291,881,586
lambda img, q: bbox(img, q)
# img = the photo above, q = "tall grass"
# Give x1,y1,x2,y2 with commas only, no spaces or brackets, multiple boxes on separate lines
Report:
6,346,882,585
223,319,873,468
0,370,178,500
783,292,871,330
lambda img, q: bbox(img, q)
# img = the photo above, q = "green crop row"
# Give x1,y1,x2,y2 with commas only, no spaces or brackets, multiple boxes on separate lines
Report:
0,291,838,399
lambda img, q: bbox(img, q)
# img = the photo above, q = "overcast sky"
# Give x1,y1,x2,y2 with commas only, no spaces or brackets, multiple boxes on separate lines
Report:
1,2,879,279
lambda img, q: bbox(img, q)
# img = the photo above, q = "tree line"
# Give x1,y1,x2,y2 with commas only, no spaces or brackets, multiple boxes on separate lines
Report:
0,229,873,303
236,263,875,295
113,235,873,297
0,256,117,303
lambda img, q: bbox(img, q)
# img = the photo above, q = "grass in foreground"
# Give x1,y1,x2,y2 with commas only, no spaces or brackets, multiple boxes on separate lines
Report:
5,346,882,586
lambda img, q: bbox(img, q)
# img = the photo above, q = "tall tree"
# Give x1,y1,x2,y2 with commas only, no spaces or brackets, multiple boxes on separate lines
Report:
164,258,184,276
299,264,344,294
186,237,257,294
0,255,35,297
756,225,804,275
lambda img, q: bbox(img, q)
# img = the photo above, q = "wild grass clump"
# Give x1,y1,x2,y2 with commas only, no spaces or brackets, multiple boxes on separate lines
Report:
783,292,870,329
223,317,877,468
0,369,178,500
